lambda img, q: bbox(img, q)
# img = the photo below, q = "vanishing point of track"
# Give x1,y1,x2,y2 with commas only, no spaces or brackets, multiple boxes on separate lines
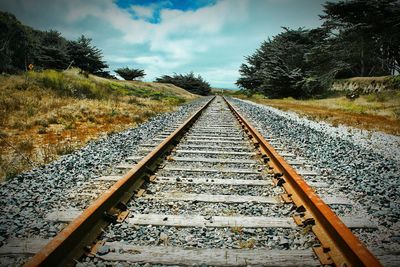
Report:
24,96,382,267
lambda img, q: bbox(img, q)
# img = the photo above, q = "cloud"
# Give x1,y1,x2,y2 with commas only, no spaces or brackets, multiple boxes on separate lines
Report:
134,55,182,69
131,5,154,20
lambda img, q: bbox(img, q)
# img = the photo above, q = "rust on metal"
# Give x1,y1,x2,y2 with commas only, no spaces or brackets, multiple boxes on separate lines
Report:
87,240,105,257
223,96,382,267
135,188,146,197
116,210,129,223
23,97,214,267
280,193,293,203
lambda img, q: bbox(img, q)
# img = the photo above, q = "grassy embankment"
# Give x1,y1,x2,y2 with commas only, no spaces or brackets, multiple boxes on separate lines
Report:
226,78,400,136
0,69,197,181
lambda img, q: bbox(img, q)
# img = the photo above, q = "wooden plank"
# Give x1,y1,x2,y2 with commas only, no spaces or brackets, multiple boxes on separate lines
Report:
140,143,161,147
6,239,397,266
185,136,244,141
94,175,121,181
279,153,296,157
188,133,243,137
175,150,255,155
153,137,169,141
307,181,329,188
126,156,144,161
178,144,250,150
94,177,328,188
170,157,257,164
297,170,319,176
45,209,81,222
99,244,320,266
163,167,260,174
189,130,240,134
116,163,136,169
145,192,280,204
185,140,248,144
44,208,375,229
146,192,352,206
0,238,47,256
323,196,352,205
287,160,304,166
341,217,377,229
372,250,400,267
195,126,237,129
127,214,295,228
46,210,291,225
156,176,271,186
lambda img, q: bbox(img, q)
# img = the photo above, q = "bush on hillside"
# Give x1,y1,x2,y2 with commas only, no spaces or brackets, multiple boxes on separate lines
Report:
155,72,211,96
114,67,146,80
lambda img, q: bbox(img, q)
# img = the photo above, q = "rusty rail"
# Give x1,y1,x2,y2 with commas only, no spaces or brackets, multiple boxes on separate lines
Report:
223,96,382,267
24,97,215,267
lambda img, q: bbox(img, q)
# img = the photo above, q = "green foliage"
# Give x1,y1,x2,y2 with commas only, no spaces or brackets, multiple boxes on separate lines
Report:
36,30,70,70
237,28,326,98
27,70,110,99
322,0,400,76
67,35,108,75
388,76,400,90
0,12,37,73
237,0,400,99
155,72,211,96
114,67,145,80
0,11,109,76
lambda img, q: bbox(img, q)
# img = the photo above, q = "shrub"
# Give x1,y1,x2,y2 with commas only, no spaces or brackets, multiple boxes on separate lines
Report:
114,67,146,80
155,72,211,96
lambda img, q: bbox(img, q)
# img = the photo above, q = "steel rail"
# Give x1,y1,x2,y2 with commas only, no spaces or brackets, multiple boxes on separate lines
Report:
24,97,215,267
223,96,382,267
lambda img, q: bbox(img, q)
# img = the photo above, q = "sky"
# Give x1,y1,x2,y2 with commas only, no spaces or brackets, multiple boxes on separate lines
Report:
0,0,331,89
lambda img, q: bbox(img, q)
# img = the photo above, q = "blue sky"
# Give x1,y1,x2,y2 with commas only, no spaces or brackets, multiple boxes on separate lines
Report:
0,0,331,88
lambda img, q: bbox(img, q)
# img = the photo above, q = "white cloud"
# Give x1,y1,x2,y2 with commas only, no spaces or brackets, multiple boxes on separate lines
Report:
131,5,154,20
200,67,240,87
134,55,182,69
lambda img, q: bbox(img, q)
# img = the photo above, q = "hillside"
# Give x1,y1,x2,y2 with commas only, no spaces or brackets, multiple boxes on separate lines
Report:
0,69,197,181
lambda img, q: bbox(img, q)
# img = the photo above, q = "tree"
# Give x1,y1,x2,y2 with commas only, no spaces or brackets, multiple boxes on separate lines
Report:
0,12,111,75
67,35,108,75
0,12,37,73
237,28,327,98
114,67,145,80
321,0,400,75
156,72,211,96
37,30,69,70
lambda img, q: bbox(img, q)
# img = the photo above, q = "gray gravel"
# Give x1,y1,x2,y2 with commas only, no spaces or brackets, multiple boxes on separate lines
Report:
0,97,209,244
144,181,278,196
129,199,291,217
101,225,316,250
230,97,400,257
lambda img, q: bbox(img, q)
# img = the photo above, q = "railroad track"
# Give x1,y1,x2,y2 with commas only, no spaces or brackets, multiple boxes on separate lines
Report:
1,96,384,266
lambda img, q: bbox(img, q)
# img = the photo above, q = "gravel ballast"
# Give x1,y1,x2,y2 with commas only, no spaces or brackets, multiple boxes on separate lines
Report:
230,97,400,257
0,97,210,243
2,95,397,266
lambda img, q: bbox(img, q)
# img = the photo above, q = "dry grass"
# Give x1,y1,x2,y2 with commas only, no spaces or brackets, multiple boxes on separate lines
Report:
0,69,197,181
234,92,400,135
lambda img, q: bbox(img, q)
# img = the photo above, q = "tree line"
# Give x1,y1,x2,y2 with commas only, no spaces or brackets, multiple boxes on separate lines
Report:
0,11,211,95
237,0,400,98
0,12,109,77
